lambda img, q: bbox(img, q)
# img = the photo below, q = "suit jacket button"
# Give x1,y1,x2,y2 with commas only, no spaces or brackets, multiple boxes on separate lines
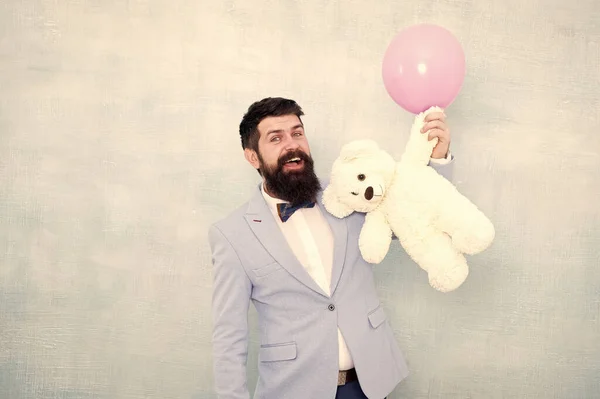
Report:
328,304,335,311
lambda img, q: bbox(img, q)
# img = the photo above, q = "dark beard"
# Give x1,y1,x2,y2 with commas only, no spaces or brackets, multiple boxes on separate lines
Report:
259,149,321,206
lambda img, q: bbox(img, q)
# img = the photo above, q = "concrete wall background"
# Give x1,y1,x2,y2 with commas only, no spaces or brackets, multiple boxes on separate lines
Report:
1,0,599,398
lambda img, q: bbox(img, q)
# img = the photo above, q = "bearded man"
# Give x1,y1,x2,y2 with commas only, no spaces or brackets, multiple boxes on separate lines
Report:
208,97,454,399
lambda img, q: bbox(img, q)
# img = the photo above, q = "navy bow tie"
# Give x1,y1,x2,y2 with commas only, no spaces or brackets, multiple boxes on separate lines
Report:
276,201,316,222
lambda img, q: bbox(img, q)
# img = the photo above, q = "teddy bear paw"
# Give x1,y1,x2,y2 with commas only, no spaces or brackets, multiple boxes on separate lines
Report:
451,223,495,255
359,246,388,264
428,263,469,293
359,231,391,264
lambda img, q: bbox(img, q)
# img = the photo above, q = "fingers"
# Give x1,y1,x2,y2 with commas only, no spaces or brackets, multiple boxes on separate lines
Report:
422,111,451,146
426,128,449,141
424,111,446,122
421,120,447,133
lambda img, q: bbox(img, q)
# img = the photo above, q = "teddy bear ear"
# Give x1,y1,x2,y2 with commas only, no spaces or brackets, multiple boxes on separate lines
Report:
339,139,381,162
322,185,355,218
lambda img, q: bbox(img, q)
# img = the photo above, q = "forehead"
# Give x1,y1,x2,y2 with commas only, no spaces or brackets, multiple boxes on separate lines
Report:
257,114,302,137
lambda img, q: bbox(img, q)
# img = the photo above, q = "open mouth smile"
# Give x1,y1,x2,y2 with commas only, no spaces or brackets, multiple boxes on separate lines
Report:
283,157,304,170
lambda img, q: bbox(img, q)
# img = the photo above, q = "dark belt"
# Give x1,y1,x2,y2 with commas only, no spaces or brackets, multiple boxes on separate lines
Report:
337,368,358,386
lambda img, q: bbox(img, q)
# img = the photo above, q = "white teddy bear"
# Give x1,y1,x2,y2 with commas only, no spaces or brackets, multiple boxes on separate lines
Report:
322,107,495,292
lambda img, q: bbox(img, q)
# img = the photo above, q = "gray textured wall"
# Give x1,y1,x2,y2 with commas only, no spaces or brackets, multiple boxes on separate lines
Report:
1,0,599,398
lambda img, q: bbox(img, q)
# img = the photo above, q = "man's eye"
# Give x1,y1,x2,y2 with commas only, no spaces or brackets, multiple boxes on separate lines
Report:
270,136,280,142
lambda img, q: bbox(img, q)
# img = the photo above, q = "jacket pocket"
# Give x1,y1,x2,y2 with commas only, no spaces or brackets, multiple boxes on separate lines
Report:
259,342,297,362
368,305,387,329
252,262,282,278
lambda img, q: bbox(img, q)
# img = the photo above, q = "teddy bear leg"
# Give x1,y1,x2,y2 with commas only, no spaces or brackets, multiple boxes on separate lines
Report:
433,189,495,255
427,252,469,293
402,232,469,292
450,218,495,255
444,209,495,255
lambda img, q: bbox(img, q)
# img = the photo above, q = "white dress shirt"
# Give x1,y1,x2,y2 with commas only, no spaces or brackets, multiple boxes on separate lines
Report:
259,153,452,371
261,183,358,370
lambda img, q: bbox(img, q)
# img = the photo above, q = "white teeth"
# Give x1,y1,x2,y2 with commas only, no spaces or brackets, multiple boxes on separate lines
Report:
286,157,301,163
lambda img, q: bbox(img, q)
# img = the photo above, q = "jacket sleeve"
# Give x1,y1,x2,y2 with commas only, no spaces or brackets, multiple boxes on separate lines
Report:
208,224,253,399
427,152,454,182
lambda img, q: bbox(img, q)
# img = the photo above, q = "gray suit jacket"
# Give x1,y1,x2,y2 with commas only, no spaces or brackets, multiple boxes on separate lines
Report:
208,161,453,399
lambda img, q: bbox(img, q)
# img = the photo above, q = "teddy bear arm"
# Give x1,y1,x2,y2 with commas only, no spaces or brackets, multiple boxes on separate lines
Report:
358,210,393,264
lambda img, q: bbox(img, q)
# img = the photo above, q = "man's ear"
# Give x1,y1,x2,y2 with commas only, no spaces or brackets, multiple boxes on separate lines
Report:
322,185,354,218
244,148,260,169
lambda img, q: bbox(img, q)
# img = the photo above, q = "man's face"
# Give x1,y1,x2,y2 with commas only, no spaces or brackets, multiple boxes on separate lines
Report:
255,114,311,172
244,114,321,205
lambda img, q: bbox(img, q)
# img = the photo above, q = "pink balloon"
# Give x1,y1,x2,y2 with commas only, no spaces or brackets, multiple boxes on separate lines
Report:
382,24,466,114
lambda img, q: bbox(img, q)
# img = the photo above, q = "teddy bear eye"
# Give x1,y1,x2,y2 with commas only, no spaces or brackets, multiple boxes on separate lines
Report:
357,174,365,181
351,191,359,196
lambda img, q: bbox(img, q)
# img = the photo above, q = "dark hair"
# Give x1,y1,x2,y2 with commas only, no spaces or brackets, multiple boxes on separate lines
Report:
239,97,304,153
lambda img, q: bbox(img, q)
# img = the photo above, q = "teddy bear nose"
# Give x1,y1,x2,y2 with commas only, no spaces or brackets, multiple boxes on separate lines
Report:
364,186,374,200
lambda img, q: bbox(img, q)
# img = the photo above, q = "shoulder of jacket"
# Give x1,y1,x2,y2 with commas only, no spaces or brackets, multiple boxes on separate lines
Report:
209,200,251,238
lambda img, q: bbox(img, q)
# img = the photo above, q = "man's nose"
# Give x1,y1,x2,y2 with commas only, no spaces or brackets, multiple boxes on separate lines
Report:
283,136,300,150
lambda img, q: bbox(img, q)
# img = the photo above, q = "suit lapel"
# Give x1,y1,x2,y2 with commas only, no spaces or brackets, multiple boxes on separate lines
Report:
317,189,348,297
245,186,329,298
